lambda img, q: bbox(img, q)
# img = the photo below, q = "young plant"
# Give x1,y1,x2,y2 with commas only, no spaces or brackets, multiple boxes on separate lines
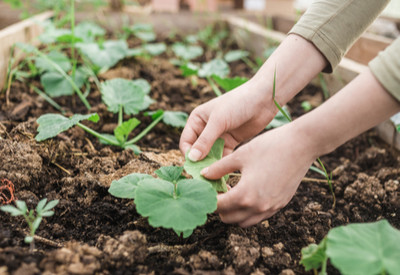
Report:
109,166,217,238
0,198,59,251
224,50,258,73
108,139,228,238
300,220,400,275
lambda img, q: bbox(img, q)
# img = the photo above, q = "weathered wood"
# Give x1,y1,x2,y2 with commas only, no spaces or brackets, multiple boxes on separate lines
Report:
0,11,53,91
225,15,400,150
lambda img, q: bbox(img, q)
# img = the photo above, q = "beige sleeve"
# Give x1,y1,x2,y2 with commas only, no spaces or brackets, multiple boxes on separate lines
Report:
289,0,389,73
369,38,400,102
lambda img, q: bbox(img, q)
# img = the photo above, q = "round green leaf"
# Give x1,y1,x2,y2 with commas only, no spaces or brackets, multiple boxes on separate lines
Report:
109,173,153,199
100,78,153,115
41,67,87,98
198,59,230,78
224,50,249,63
162,111,188,128
135,178,217,236
35,51,71,73
172,43,203,61
155,166,184,182
326,220,400,275
143,43,166,56
74,21,105,42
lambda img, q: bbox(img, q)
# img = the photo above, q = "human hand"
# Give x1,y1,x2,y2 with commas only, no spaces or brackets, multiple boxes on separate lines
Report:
179,79,277,161
200,123,317,227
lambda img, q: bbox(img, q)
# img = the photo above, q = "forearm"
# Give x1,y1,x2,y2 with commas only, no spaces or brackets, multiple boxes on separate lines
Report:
294,69,400,158
251,34,327,107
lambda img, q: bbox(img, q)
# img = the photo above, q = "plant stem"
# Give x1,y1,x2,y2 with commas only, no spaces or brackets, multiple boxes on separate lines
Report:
35,50,91,109
317,158,336,208
31,85,66,114
118,105,123,126
70,0,77,78
125,114,163,145
318,73,330,100
207,76,222,97
76,122,120,146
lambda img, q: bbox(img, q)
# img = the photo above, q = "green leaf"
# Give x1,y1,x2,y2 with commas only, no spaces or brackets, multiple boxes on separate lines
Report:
155,166,184,182
100,78,153,115
135,178,217,237
130,23,153,33
41,67,87,97
32,217,42,233
24,236,34,243
132,79,151,94
114,118,141,143
0,205,23,216
198,59,230,78
301,101,312,112
224,50,249,62
124,144,141,154
162,111,188,128
326,220,400,275
266,106,291,129
56,34,83,44
143,43,166,56
15,200,27,214
212,75,248,92
300,239,327,271
109,173,153,199
172,43,203,61
35,51,71,73
180,63,199,77
184,138,228,192
127,47,144,57
35,198,47,214
76,40,128,68
135,31,156,42
35,113,99,141
42,199,59,212
40,211,55,217
74,21,106,42
39,26,70,44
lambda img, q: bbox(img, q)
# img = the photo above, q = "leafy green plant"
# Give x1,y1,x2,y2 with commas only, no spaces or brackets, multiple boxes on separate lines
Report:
171,43,204,62
0,198,59,251
224,50,258,72
300,220,400,275
109,166,218,238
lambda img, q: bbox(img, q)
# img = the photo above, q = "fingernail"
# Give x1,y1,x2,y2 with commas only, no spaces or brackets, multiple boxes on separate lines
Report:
188,148,202,162
200,167,208,176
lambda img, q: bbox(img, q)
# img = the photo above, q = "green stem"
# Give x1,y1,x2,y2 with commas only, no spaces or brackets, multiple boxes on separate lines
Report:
70,0,77,78
320,257,328,275
76,122,120,146
317,158,336,208
35,50,91,109
118,105,123,126
31,85,66,114
207,76,222,97
318,73,330,100
125,114,163,145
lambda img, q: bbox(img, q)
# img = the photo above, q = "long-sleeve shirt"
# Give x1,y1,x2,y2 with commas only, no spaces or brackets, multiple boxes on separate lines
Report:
289,0,400,102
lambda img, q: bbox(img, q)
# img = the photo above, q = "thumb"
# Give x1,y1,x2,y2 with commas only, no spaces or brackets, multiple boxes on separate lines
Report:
200,153,240,180
189,118,224,162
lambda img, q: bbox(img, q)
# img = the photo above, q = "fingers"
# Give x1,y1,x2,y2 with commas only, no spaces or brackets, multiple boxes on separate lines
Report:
201,153,240,180
188,116,225,161
179,110,207,155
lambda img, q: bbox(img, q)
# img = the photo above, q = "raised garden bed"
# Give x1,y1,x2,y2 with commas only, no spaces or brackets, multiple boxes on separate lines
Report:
0,10,399,275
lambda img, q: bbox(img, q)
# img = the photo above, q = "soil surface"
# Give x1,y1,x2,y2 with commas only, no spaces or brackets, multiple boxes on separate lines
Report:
0,22,399,275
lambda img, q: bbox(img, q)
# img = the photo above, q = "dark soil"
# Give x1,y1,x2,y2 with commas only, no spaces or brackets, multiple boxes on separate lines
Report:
0,23,399,275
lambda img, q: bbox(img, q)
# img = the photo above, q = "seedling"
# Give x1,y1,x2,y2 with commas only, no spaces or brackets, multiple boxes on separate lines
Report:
271,70,335,207
0,198,59,251
301,101,313,112
108,139,228,237
300,220,400,275
180,59,248,97
171,43,204,63
109,166,217,238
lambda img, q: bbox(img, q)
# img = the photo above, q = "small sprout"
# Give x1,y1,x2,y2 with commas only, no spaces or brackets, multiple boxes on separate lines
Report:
184,138,229,192
142,43,167,56
198,59,230,78
74,21,106,42
301,101,312,112
0,198,59,251
109,166,217,238
172,43,204,61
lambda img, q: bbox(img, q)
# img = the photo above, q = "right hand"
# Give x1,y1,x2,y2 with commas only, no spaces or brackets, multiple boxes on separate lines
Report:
179,79,277,161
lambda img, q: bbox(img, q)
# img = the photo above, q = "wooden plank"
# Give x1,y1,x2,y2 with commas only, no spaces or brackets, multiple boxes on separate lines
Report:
225,15,400,150
0,11,53,91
